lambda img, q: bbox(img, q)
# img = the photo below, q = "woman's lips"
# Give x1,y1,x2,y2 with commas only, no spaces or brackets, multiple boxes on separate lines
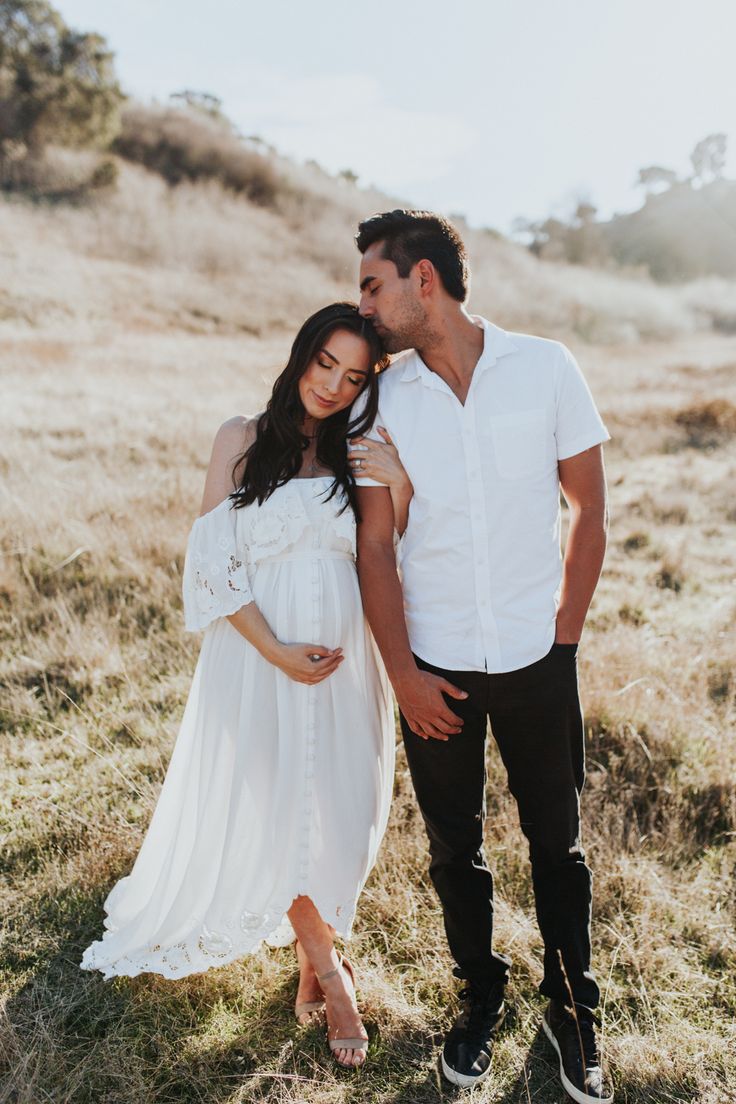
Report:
311,390,337,409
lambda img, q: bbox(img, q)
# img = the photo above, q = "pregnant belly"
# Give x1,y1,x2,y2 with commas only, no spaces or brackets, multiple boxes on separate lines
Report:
251,556,361,647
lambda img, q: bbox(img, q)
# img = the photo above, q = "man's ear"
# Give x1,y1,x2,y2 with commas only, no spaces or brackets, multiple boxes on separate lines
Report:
416,259,435,292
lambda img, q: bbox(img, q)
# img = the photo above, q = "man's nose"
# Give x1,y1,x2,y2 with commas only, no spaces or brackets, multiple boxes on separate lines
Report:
359,295,373,318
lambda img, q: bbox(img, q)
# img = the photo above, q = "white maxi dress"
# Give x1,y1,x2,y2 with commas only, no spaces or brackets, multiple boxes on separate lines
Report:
80,476,395,980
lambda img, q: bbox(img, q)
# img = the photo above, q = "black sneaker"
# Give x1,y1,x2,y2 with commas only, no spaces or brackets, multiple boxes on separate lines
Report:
440,979,506,1088
542,999,613,1104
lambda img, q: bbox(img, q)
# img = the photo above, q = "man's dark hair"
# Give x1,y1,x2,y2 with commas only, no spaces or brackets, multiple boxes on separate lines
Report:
355,209,469,302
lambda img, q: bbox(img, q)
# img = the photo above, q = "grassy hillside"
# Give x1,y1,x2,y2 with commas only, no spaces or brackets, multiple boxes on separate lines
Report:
1,142,736,1103
2,98,736,349
603,179,736,284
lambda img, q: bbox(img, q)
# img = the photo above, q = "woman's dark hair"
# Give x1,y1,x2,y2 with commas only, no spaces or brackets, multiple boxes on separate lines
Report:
230,302,388,520
356,209,469,302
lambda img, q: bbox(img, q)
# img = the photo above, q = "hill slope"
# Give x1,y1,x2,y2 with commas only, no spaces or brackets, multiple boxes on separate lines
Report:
603,178,736,284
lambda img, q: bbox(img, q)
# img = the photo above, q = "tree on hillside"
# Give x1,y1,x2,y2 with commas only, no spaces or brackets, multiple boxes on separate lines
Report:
517,201,608,267
690,133,727,186
636,165,678,195
170,90,229,125
0,0,123,157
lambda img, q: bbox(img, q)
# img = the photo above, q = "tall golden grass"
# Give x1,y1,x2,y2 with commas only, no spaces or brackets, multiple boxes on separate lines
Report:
1,164,735,1102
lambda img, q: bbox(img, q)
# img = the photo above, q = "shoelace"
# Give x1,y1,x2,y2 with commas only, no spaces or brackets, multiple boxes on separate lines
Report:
458,984,504,1041
571,1008,602,1067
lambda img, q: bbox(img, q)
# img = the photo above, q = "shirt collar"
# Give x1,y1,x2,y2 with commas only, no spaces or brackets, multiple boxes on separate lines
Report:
400,316,517,386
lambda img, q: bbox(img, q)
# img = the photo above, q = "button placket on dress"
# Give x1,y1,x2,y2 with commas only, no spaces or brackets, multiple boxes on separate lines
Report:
299,514,322,893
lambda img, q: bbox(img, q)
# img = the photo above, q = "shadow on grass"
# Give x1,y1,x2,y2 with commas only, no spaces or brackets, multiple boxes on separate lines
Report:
1,872,296,1103
0,876,708,1104
1,872,449,1104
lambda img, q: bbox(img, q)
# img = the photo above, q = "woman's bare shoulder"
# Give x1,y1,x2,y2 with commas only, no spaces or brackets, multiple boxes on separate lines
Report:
199,414,263,515
215,413,262,450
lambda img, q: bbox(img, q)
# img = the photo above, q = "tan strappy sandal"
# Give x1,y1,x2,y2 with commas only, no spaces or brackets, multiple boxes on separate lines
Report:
317,955,368,1067
294,940,326,1026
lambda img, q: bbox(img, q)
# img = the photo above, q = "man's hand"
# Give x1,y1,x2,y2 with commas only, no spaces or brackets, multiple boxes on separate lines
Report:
395,669,467,741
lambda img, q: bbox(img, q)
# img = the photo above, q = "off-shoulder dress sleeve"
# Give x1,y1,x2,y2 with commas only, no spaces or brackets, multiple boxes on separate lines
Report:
182,497,254,631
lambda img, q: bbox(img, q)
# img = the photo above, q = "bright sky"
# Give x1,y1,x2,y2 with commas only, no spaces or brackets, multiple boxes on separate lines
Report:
58,0,736,233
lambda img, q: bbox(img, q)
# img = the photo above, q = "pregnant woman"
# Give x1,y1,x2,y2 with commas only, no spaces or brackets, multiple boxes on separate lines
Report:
81,303,412,1069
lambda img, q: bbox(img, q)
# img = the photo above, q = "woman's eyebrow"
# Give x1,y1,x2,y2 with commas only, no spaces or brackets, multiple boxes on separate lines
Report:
320,347,368,375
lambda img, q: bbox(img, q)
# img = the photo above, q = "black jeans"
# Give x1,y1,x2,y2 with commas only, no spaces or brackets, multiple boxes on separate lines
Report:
400,642,600,1010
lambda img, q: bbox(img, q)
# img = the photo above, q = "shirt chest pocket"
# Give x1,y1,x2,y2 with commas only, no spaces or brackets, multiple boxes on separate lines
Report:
487,408,553,479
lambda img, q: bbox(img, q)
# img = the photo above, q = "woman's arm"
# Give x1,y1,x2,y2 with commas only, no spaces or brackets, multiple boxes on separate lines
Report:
196,417,343,685
348,428,414,536
226,600,343,685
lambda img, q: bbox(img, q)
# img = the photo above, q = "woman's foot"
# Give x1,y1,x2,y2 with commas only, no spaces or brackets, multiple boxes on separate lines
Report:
294,939,325,1026
318,957,369,1068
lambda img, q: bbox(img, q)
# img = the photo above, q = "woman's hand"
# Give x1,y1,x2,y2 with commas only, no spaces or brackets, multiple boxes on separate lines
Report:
348,428,412,493
271,643,344,684
349,428,414,537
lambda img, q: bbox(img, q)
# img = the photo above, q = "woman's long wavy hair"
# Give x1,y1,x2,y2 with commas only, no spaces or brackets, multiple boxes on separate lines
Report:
230,303,388,520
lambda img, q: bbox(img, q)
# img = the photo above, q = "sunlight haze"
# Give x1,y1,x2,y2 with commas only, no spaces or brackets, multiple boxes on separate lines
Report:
49,0,736,231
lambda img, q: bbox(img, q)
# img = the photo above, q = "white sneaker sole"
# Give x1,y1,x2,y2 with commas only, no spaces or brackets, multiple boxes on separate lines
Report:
440,1051,493,1088
542,1016,613,1104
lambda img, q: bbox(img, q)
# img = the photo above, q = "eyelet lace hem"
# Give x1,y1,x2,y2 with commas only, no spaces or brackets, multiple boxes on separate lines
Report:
79,893,357,981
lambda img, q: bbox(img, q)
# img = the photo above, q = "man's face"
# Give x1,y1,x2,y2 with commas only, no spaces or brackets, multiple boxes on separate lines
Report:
358,242,428,354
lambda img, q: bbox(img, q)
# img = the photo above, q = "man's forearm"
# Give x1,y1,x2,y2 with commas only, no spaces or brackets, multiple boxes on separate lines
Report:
357,539,417,685
556,505,608,640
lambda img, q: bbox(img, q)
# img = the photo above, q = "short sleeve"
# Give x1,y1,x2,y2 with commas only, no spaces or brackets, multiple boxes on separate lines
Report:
554,344,610,460
182,497,254,631
349,388,389,489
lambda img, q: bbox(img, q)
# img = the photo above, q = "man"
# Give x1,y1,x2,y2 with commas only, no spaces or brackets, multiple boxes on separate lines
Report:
349,209,612,1102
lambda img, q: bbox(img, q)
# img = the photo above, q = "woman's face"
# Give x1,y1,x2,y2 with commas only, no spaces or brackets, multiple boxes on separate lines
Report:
298,328,373,422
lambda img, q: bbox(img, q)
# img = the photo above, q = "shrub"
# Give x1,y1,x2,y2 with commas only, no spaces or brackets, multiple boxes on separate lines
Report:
674,399,736,439
113,103,288,208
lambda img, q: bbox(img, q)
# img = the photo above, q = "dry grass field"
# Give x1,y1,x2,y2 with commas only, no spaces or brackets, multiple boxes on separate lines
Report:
1,162,735,1103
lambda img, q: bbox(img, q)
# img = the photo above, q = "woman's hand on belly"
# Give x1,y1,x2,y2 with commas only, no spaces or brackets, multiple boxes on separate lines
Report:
227,598,343,683
271,642,344,684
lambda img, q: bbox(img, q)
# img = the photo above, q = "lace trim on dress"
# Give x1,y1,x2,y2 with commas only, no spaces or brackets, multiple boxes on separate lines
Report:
182,498,254,631
181,482,356,633
79,893,358,980
246,482,356,564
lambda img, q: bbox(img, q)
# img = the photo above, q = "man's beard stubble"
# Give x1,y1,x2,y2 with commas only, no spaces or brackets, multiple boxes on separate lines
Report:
378,293,434,355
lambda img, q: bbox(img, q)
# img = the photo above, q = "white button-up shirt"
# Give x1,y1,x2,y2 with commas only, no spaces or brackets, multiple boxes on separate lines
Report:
354,316,610,674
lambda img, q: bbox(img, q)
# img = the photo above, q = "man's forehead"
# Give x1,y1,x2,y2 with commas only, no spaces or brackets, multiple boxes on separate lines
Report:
359,244,394,278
